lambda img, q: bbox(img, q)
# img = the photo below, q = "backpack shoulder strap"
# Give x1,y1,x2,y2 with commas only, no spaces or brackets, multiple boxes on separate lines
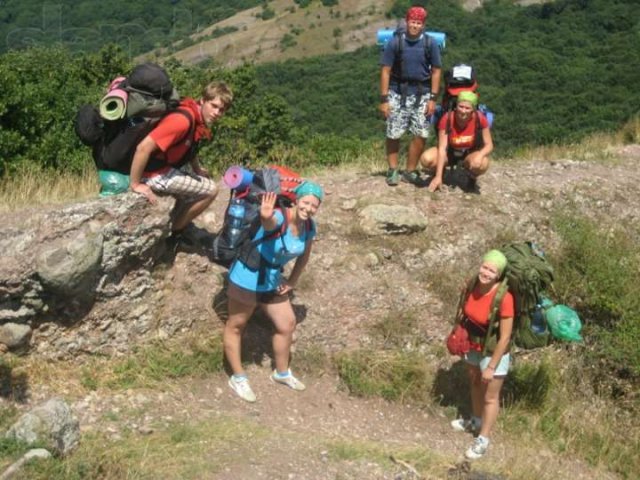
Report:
391,34,405,81
488,279,509,327
423,33,432,65
445,111,454,136
455,276,477,325
171,108,196,145
250,208,289,248
478,278,510,355
473,112,482,150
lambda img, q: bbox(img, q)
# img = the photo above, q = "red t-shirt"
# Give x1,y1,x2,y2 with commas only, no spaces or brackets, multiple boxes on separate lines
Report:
464,285,514,352
146,98,210,176
438,111,488,151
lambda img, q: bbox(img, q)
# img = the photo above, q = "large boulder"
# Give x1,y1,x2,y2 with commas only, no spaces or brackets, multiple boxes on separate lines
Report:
5,398,80,456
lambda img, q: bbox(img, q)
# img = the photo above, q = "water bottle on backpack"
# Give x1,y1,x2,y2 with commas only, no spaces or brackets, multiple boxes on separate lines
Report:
225,198,246,248
531,304,546,334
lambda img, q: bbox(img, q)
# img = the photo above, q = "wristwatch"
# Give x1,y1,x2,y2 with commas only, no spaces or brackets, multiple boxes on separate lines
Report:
380,94,389,103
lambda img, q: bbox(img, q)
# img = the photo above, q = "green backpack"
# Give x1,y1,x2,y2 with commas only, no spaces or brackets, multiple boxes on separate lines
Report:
498,242,555,350
460,242,555,354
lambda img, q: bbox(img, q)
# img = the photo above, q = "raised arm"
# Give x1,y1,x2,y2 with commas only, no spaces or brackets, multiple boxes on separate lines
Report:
260,191,279,232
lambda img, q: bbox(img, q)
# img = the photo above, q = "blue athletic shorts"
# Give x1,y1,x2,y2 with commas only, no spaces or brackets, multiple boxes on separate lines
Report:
464,351,510,377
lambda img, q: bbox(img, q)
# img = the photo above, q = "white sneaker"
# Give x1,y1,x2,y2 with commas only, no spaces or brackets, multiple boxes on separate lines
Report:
270,369,306,391
228,376,257,403
465,436,489,460
451,417,480,433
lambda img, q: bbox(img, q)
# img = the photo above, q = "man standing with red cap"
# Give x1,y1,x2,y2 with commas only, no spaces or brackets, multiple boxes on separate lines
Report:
379,5,442,186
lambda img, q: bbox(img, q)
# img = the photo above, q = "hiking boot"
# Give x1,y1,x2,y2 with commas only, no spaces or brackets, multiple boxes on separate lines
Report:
228,375,257,403
465,436,490,460
386,168,400,186
451,417,481,434
401,170,421,185
270,369,306,391
166,230,198,253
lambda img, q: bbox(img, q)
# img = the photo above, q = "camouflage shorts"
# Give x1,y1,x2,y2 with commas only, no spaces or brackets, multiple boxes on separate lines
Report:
385,90,431,140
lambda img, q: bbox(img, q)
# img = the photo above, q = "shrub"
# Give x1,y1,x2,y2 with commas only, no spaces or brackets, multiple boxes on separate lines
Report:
551,213,640,384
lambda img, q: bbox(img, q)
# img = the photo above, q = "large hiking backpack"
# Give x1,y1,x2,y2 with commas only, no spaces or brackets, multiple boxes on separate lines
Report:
499,242,555,349
74,63,188,176
459,242,555,353
210,165,307,269
377,21,446,52
377,20,445,85
432,63,494,129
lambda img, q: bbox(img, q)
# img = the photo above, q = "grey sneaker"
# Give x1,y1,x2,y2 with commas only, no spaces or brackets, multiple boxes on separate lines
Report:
465,436,489,459
386,168,400,186
271,369,306,391
451,418,480,433
401,170,421,185
228,376,257,403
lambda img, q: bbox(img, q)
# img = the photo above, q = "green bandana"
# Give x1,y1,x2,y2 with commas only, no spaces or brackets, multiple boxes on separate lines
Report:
457,91,479,108
482,249,507,274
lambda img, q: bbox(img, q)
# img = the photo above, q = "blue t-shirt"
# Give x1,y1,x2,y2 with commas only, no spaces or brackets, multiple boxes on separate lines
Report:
229,210,317,292
380,33,442,95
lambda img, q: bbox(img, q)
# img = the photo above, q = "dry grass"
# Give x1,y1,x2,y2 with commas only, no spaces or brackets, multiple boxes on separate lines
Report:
161,0,392,68
6,334,225,400
17,417,270,480
508,130,623,164
617,116,640,144
0,164,99,213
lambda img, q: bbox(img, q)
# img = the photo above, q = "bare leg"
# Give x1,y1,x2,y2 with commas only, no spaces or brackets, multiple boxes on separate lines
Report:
468,365,484,419
386,138,400,170
464,151,490,177
479,376,505,439
261,300,297,373
407,136,426,171
223,297,255,375
419,146,439,171
172,192,217,232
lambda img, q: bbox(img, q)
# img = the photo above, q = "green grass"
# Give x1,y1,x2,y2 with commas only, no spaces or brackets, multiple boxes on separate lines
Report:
502,357,554,411
77,337,225,391
368,310,424,350
335,349,432,405
107,339,225,390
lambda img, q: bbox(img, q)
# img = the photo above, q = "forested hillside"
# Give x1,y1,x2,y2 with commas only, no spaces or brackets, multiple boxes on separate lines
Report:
255,0,640,151
0,0,261,55
0,0,638,175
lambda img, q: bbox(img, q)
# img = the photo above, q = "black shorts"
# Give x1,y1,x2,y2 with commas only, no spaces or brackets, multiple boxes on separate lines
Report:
227,282,289,306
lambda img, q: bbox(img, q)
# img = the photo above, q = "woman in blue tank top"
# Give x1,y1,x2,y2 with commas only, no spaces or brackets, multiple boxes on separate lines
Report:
224,181,323,403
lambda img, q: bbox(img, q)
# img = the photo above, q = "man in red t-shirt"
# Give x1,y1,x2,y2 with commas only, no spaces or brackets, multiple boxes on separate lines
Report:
420,91,493,192
129,81,233,246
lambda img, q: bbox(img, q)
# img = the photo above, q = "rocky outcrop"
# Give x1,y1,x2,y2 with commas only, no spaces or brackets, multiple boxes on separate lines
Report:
0,193,176,356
